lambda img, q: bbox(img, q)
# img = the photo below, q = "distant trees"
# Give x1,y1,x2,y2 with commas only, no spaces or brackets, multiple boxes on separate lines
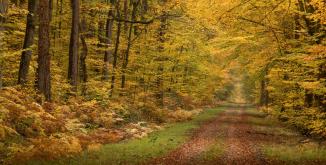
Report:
0,0,325,145
3,0,235,107
216,0,326,136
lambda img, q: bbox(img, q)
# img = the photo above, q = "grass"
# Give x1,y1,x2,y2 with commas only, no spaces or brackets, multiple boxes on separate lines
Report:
29,107,225,165
195,138,224,163
264,144,326,162
246,108,326,163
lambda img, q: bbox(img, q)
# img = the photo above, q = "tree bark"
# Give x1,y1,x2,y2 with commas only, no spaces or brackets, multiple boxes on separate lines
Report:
294,13,300,39
296,0,322,43
317,61,326,111
137,0,148,34
123,0,128,33
68,0,80,92
0,0,9,88
260,79,268,106
103,0,114,81
18,0,37,85
36,0,51,101
98,20,105,45
110,0,122,96
79,17,88,95
121,0,138,89
58,0,63,38
155,11,167,107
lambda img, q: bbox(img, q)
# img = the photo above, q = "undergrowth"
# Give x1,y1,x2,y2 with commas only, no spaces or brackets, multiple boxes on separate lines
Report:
28,107,225,165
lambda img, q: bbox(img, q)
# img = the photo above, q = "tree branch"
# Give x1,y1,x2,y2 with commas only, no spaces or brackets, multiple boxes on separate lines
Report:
237,16,282,31
217,0,253,21
113,13,182,25
113,17,154,24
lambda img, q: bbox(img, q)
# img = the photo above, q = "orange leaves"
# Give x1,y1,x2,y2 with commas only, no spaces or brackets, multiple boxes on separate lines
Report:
308,45,326,57
78,129,125,148
29,136,82,160
309,0,326,24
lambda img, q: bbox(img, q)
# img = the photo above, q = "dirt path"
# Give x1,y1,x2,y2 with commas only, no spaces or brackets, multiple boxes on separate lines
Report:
150,107,268,165
217,109,266,165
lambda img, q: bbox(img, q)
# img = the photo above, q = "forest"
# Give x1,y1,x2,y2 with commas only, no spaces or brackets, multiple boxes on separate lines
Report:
0,0,325,164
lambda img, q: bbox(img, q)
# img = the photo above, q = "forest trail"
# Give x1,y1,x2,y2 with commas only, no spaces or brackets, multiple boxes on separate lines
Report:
217,108,266,165
149,105,326,165
150,106,267,165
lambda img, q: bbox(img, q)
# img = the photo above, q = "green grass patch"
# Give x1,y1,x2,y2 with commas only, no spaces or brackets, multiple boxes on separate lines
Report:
29,107,225,165
246,109,297,137
264,144,326,162
195,138,224,162
245,108,326,163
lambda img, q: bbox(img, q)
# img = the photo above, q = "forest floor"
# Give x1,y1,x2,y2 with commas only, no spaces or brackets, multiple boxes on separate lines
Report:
29,105,326,165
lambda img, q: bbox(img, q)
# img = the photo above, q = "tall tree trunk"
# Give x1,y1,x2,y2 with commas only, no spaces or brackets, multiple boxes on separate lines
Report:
123,0,128,33
53,0,59,44
0,58,2,88
0,0,9,89
97,19,105,50
260,79,267,106
121,0,138,89
0,62,2,88
79,17,88,95
58,0,63,38
304,90,313,107
155,11,167,107
110,0,122,96
36,0,51,101
317,61,326,111
137,0,148,34
294,13,300,39
68,0,80,92
103,0,114,81
49,0,53,21
296,0,322,43
18,0,37,85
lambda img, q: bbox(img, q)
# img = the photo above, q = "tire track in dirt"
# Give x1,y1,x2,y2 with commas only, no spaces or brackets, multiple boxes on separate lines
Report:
149,112,228,165
217,109,266,165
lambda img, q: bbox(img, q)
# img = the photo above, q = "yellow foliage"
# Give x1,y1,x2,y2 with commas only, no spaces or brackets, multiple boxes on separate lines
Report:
30,136,82,160
87,143,102,152
168,108,200,122
0,125,18,141
309,0,326,24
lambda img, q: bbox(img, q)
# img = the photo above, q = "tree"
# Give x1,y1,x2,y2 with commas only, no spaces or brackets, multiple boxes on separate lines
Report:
68,0,80,92
121,0,139,89
103,0,114,81
110,0,122,96
155,11,168,107
36,0,51,101
18,0,37,85
0,0,9,89
79,16,88,95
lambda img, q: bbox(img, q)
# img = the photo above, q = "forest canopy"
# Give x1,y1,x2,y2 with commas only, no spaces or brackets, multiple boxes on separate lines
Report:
0,0,325,163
